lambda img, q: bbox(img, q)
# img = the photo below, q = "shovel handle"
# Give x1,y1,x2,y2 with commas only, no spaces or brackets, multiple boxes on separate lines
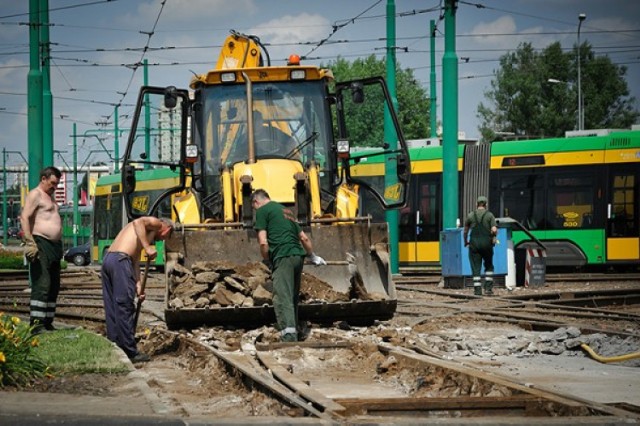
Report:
133,258,151,330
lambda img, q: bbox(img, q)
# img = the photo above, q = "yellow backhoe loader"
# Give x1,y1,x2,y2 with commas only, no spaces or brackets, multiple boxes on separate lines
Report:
120,31,410,329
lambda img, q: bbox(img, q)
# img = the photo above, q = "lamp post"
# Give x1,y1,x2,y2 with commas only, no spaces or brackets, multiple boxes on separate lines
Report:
577,13,586,131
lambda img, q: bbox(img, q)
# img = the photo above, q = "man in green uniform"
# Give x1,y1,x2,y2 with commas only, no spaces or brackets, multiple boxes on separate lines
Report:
252,189,326,342
463,196,498,296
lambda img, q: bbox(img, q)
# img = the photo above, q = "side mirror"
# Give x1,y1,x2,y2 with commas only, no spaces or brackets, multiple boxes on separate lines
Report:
350,82,364,104
164,86,178,109
123,164,136,195
397,153,409,182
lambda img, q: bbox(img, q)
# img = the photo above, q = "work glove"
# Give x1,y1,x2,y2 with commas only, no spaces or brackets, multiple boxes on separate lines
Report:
307,253,327,266
23,237,39,263
261,258,272,271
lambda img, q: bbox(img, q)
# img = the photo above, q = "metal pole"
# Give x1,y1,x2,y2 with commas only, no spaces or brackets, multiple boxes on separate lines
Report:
73,123,79,247
577,13,586,131
27,0,43,189
114,105,120,173
429,19,437,138
143,59,151,169
442,0,459,229
384,0,400,274
2,148,7,246
40,0,53,167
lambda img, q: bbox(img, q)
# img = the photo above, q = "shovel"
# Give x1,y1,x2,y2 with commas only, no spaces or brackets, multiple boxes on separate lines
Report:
133,258,151,331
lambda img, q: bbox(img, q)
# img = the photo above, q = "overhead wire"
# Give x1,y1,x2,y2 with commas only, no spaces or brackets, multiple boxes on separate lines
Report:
2,1,639,158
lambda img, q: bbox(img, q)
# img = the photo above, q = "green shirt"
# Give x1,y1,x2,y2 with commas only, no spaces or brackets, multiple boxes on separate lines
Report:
254,201,306,261
465,208,497,247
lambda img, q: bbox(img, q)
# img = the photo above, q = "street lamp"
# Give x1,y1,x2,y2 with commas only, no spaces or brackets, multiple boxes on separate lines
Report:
577,13,586,131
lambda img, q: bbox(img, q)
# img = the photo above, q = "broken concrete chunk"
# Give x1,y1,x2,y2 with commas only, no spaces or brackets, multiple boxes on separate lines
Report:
195,297,209,308
168,297,184,309
195,271,221,284
252,284,273,305
223,276,248,294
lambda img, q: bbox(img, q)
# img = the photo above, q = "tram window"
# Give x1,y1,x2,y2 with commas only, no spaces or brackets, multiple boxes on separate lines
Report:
359,182,385,222
416,178,439,241
498,173,544,229
611,174,637,237
548,173,594,229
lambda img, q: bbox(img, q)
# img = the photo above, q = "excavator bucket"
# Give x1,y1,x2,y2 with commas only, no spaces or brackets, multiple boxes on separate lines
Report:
163,222,396,329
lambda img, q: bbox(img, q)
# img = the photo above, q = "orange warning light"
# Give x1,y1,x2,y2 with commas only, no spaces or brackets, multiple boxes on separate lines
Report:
288,54,301,66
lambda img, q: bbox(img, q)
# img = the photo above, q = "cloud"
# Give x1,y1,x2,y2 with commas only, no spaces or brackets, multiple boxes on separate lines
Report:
129,0,258,25
0,58,26,89
248,13,331,61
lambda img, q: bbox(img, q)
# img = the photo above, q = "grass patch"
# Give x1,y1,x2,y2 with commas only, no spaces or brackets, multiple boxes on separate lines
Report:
33,329,129,375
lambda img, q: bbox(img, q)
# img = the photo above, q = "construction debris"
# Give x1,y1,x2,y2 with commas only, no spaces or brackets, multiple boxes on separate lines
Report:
167,261,357,309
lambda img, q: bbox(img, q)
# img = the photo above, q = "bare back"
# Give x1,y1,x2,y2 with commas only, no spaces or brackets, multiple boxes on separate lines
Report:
23,187,62,241
108,221,157,259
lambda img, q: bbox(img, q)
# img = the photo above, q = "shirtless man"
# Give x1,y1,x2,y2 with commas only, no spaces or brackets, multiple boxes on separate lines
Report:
101,216,173,363
20,167,63,333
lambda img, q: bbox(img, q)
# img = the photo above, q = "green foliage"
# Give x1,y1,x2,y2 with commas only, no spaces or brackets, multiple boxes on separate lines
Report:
33,329,128,374
0,249,27,270
0,314,49,387
478,42,639,141
327,55,431,143
0,248,66,270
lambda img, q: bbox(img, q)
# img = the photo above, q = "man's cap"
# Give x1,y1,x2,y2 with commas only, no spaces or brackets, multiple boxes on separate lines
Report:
477,195,488,204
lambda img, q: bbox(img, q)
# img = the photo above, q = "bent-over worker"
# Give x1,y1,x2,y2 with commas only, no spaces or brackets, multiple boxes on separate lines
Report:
101,216,173,363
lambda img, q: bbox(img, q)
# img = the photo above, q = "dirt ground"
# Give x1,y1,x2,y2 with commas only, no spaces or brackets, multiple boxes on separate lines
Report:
6,273,639,420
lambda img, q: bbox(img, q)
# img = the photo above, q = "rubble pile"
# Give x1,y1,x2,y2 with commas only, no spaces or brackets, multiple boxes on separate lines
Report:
167,260,350,309
417,326,640,366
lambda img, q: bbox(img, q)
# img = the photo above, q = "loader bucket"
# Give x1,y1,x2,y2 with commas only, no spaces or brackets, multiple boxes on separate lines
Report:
164,222,396,329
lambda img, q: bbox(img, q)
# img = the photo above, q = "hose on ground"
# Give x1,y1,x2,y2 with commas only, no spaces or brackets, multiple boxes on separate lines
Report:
580,343,640,364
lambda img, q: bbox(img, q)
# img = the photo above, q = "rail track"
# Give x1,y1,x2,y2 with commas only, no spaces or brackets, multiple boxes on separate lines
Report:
1,267,639,422
133,326,639,422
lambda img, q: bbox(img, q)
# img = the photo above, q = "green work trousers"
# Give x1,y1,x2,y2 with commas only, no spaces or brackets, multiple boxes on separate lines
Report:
29,236,63,328
271,255,304,341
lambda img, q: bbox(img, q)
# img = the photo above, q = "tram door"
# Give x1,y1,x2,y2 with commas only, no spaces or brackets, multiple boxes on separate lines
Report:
399,174,441,264
606,166,639,261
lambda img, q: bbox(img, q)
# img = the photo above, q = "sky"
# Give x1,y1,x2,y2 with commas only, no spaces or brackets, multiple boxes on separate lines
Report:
0,0,639,184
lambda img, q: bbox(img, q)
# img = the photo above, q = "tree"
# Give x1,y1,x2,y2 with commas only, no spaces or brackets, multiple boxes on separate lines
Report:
327,55,431,145
478,42,639,142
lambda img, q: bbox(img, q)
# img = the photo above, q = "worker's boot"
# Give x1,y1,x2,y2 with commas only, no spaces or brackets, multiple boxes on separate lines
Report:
473,278,483,296
484,280,494,296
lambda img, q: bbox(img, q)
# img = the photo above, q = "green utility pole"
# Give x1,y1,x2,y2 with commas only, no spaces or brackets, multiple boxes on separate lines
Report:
2,148,7,246
41,0,53,167
442,0,459,229
72,123,79,247
143,59,151,169
28,0,43,189
1,150,26,245
430,19,437,138
114,105,120,172
384,0,400,274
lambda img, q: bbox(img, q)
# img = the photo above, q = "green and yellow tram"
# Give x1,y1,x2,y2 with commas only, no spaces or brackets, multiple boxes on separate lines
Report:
357,129,640,268
58,204,92,250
